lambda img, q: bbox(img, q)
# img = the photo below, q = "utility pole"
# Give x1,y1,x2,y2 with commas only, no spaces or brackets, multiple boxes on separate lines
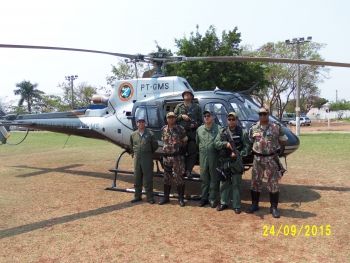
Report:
336,90,338,102
285,36,312,136
65,75,78,109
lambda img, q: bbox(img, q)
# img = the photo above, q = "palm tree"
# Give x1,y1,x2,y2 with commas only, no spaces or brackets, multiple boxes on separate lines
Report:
14,80,44,113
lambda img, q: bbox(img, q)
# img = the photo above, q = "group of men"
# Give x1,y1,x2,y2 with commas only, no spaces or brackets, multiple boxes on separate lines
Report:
129,90,287,218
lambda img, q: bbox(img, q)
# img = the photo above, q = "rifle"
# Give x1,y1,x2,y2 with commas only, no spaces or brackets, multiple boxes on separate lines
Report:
274,155,287,176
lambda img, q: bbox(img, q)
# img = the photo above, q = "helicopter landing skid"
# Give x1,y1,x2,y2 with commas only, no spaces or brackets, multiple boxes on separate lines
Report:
105,149,201,200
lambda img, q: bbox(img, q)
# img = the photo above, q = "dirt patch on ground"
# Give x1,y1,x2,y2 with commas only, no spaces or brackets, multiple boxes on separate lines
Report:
288,120,350,133
0,133,349,262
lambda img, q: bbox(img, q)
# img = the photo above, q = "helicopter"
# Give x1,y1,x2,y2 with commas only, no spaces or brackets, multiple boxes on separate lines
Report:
1,44,350,197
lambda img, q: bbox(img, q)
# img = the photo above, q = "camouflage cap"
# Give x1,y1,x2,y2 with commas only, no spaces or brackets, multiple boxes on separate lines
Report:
227,112,237,118
259,107,269,113
166,112,176,118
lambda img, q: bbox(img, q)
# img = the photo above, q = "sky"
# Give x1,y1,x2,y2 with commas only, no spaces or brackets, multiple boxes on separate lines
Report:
1,0,349,106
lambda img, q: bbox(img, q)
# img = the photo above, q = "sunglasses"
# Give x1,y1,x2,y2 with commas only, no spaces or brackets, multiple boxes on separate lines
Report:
227,118,236,121
204,115,211,118
258,112,268,116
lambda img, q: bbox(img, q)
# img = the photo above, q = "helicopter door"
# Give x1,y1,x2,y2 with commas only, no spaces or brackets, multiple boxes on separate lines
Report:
203,102,229,127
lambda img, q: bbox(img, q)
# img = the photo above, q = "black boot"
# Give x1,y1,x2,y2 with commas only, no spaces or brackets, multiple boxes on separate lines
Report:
159,184,171,205
246,190,260,213
177,184,185,207
269,192,280,218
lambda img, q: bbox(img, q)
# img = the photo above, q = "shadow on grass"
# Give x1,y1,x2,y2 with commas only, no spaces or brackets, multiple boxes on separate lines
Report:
246,207,317,219
0,201,141,239
11,164,349,206
12,164,113,180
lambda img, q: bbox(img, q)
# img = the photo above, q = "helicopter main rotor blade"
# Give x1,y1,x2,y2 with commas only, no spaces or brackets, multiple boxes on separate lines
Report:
0,44,138,60
183,56,350,68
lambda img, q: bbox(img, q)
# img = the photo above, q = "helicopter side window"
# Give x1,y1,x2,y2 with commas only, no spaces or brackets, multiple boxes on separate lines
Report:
146,107,160,128
204,102,228,127
134,106,160,129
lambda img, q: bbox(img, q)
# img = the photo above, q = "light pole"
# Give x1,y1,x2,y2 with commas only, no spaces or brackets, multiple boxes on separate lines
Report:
285,36,312,136
65,75,78,109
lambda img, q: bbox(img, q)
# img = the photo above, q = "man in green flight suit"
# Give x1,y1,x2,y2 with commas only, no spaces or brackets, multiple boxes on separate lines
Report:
174,90,202,178
215,112,250,214
129,115,158,204
196,110,230,208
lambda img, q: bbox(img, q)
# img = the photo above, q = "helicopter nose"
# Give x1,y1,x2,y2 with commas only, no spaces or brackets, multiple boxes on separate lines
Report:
282,126,300,155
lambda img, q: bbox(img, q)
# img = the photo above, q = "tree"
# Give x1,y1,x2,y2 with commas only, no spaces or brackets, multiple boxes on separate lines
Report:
252,41,328,119
59,82,97,109
329,100,350,111
106,60,146,86
0,99,5,116
312,97,328,109
13,80,44,113
165,25,267,92
75,83,97,107
33,94,70,113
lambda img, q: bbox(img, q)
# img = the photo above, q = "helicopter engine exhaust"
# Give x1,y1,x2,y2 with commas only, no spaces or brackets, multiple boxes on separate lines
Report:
91,95,108,105
0,125,10,144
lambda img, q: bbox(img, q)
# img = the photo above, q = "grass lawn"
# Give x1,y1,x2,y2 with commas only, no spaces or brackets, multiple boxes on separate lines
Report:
0,131,349,262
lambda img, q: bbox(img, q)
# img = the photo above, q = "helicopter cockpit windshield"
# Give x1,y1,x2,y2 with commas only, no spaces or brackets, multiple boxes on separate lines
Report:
230,97,282,125
230,98,260,122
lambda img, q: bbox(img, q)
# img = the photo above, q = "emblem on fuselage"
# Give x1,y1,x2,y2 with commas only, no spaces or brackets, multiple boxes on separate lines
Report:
118,82,134,101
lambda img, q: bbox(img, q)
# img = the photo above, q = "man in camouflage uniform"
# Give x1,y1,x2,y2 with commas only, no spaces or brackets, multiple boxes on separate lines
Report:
130,116,158,204
174,90,202,178
159,112,188,207
215,112,250,214
196,110,222,208
246,107,288,218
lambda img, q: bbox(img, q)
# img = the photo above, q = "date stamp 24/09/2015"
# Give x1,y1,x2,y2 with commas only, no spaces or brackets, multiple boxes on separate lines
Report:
262,224,332,237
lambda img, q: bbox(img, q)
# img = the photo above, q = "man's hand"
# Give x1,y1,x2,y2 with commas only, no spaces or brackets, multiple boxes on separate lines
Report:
226,142,233,150
182,114,190,121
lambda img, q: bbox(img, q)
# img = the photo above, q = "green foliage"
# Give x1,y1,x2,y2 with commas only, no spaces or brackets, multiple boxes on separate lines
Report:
107,60,146,84
9,105,27,114
329,100,350,111
13,80,44,113
59,82,97,109
312,97,328,109
284,96,328,113
252,41,327,119
165,25,267,92
34,95,70,112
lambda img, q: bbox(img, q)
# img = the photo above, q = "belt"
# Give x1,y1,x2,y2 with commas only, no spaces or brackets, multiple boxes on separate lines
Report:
253,151,277,157
163,152,181,157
